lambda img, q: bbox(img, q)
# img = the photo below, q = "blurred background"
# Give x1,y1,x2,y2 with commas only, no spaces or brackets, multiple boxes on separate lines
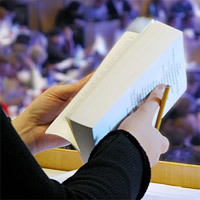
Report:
0,0,199,165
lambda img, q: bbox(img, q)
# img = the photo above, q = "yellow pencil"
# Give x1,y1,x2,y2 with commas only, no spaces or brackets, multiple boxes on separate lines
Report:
155,85,170,130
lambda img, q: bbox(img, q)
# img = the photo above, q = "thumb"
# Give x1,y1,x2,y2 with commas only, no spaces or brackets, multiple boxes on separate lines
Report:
46,73,94,101
64,72,94,98
135,84,166,122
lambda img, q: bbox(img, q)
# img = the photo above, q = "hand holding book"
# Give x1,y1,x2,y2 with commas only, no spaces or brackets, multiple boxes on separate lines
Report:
118,84,169,167
11,73,93,155
12,77,169,168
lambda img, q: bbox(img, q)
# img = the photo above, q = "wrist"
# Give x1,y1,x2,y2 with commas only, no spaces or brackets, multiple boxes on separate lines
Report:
11,111,35,152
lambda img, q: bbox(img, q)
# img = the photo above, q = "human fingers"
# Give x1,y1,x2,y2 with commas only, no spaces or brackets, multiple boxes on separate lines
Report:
78,72,94,84
64,72,94,98
151,132,169,167
153,127,170,154
46,72,94,101
135,84,166,123
160,134,169,154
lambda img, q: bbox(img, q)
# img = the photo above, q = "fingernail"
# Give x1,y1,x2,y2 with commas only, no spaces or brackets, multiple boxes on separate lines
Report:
156,84,165,93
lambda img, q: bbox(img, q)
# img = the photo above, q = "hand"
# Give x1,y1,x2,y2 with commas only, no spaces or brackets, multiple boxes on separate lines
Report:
12,73,93,155
118,85,169,167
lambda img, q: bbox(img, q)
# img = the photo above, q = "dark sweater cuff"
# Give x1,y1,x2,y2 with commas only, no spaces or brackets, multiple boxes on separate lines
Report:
117,130,151,199
89,129,151,199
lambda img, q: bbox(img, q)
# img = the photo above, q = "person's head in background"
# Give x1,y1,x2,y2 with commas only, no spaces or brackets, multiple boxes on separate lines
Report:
191,134,200,152
11,34,31,57
28,31,48,66
187,70,200,98
0,53,22,79
11,34,34,70
167,93,198,119
161,93,198,145
30,31,48,50
30,45,47,66
183,13,196,29
164,128,187,147
167,14,184,30
171,0,193,16
163,116,196,147
0,56,11,77
15,34,31,46
183,12,200,40
47,28,64,47
180,93,200,138
0,7,7,22
67,1,84,19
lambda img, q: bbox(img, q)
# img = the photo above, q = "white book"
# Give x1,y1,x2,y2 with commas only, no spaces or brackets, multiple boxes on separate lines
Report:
46,18,187,163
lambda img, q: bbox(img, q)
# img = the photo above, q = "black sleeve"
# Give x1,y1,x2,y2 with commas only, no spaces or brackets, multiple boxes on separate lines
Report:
1,106,151,199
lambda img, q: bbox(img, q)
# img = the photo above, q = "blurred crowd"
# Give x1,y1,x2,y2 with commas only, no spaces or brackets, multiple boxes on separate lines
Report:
0,0,200,165
160,68,200,165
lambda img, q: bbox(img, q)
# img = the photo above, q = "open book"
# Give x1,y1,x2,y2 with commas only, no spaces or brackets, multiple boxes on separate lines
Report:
46,17,187,163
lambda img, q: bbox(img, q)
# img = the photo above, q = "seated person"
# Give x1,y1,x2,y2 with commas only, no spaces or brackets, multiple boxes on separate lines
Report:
46,28,68,64
55,1,85,47
55,1,85,27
